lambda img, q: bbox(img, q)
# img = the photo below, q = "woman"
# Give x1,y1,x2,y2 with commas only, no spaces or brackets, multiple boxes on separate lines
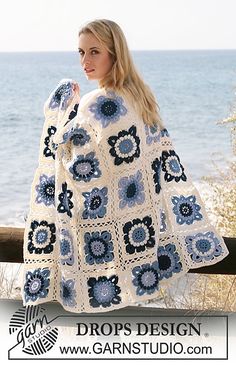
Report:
21,19,229,313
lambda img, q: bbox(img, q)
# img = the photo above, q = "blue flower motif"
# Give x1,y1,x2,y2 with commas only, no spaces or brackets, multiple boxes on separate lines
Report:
107,125,140,165
24,267,50,302
118,170,145,209
84,230,114,265
49,81,73,110
161,150,187,183
171,194,203,225
60,277,77,307
69,151,102,182
82,187,108,219
60,228,74,266
89,91,127,128
71,127,91,146
35,174,55,206
152,157,162,194
157,243,182,279
88,275,121,308
160,128,170,137
43,126,58,160
185,231,223,263
57,182,74,217
144,124,161,145
123,215,156,254
28,220,56,254
160,209,167,232
62,126,91,146
132,261,159,296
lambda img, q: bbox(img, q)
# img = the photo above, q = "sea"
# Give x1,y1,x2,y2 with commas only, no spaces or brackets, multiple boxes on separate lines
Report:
0,49,236,227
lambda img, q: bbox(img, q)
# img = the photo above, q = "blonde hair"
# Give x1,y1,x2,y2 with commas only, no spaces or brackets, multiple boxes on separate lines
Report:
78,19,165,129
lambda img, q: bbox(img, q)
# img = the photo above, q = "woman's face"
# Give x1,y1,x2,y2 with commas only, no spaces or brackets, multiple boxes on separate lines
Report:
78,32,114,82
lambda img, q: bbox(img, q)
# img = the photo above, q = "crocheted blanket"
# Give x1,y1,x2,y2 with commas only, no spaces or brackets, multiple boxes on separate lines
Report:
20,78,229,313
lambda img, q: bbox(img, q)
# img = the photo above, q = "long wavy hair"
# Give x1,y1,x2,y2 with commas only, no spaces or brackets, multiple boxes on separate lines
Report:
78,19,165,129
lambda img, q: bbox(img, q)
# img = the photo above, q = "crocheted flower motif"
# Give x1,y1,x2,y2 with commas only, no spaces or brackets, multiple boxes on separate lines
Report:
35,174,55,206
60,277,77,307
84,230,114,265
57,182,74,218
152,157,162,194
160,209,167,232
185,231,223,263
171,194,203,225
69,152,102,182
82,187,108,219
27,220,56,254
71,127,90,146
24,267,50,302
157,243,182,280
160,128,170,137
43,126,58,160
107,125,140,166
88,91,127,128
123,215,156,254
62,126,91,146
88,275,121,308
132,261,159,296
49,81,73,111
161,150,187,183
144,124,161,145
60,228,74,266
118,170,145,209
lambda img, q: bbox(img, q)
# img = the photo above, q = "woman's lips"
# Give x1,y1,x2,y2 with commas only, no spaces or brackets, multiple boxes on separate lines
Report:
85,69,95,74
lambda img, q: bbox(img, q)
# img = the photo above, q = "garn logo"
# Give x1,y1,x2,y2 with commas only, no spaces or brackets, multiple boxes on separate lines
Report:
9,305,58,355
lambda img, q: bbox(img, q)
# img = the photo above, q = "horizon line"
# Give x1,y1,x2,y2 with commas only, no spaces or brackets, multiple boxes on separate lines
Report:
0,48,236,53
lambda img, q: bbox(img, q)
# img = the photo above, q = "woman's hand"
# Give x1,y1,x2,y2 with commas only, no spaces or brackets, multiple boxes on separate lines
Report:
72,81,80,94
65,81,80,107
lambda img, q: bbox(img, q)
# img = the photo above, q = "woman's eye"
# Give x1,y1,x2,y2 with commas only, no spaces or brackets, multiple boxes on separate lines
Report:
78,50,98,55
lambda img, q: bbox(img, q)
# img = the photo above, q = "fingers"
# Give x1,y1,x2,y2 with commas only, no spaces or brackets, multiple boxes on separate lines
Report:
72,81,80,93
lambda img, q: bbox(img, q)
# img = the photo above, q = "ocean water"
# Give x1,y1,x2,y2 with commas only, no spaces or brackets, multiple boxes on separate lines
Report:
0,50,235,227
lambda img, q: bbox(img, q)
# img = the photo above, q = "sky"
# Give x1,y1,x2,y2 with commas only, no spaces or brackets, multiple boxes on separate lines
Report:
0,0,235,52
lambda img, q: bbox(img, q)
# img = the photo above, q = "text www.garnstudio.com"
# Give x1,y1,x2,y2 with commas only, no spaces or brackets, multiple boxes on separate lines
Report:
59,342,212,356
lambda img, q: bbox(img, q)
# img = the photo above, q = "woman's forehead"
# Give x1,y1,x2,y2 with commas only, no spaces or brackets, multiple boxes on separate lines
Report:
79,33,101,48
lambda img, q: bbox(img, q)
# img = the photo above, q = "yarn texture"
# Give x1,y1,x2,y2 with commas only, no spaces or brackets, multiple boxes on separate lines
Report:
20,78,229,313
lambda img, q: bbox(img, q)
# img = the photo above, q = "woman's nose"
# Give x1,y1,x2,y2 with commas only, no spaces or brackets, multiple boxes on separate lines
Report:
82,53,92,66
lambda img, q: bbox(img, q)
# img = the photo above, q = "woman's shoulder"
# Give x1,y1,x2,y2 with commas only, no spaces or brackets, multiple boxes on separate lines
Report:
79,87,119,107
79,88,104,107
78,87,131,116
76,89,143,132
